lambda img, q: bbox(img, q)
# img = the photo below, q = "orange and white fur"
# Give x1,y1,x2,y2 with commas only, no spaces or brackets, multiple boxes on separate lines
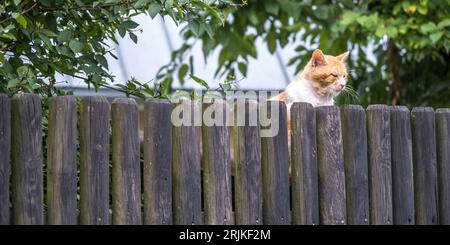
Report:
271,49,349,109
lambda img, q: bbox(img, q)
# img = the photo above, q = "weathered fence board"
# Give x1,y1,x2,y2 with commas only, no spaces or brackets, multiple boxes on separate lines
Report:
202,100,233,225
172,100,202,225
390,106,415,225
341,105,369,225
143,99,173,225
260,101,290,225
111,98,142,225
1,93,450,226
80,97,110,225
0,94,11,225
290,102,319,225
316,106,346,225
367,105,393,225
436,109,450,225
233,100,263,225
411,107,438,225
47,96,77,225
11,94,43,225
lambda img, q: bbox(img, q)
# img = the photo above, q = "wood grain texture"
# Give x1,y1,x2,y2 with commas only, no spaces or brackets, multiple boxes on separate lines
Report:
290,102,319,225
172,100,202,225
79,96,110,225
436,108,450,225
47,96,77,225
0,94,11,225
366,105,393,225
260,101,290,224
233,100,263,225
411,107,438,225
390,106,415,225
111,98,142,225
202,100,233,225
143,99,173,225
11,93,43,225
315,106,346,225
341,105,369,225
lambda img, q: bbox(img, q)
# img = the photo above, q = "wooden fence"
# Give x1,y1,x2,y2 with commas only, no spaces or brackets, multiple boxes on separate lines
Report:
0,93,449,225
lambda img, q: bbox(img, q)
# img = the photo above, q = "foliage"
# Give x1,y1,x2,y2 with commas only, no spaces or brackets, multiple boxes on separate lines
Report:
167,0,450,107
0,0,228,97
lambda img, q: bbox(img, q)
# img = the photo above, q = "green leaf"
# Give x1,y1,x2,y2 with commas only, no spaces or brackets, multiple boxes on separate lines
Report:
57,30,72,43
13,13,27,28
95,55,108,69
420,22,437,33
430,32,444,44
178,64,188,86
69,39,84,53
190,75,209,89
188,21,201,36
386,26,398,38
7,79,19,89
264,2,279,15
238,62,247,75
118,25,127,38
204,24,214,39
148,3,162,18
56,46,74,58
266,29,276,54
37,33,52,48
13,0,21,6
134,0,149,8
129,32,138,43
248,10,258,25
191,0,224,25
189,56,194,74
41,29,58,37
438,19,450,29
122,20,139,29
165,0,174,9
17,66,30,78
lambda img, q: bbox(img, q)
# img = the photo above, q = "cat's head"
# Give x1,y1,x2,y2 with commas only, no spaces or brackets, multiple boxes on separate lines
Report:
303,49,349,98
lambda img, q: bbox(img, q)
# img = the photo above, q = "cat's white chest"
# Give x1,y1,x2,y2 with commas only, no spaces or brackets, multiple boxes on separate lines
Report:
285,78,334,108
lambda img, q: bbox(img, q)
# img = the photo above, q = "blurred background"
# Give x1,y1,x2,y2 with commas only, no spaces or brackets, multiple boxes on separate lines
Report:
1,0,449,107
57,14,301,94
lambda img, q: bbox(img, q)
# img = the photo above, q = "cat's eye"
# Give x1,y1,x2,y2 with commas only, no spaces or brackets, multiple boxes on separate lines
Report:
330,73,338,77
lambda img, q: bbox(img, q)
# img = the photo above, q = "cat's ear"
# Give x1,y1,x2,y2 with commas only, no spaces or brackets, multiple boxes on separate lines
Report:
336,51,350,62
311,49,326,67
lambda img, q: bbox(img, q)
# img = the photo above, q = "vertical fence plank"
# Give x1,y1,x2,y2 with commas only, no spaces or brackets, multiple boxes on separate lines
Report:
0,94,11,225
111,98,141,225
202,100,233,225
436,109,450,225
290,102,319,225
233,100,262,225
390,106,415,225
411,107,438,225
316,106,346,225
80,97,110,225
143,99,173,225
366,105,393,225
341,105,369,225
11,94,43,225
47,96,77,225
172,100,202,225
260,101,290,224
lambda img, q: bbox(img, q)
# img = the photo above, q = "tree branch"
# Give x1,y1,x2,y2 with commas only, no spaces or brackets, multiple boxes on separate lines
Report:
388,39,401,105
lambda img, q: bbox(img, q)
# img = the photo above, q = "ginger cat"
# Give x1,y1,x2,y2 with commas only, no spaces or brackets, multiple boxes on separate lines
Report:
271,49,350,109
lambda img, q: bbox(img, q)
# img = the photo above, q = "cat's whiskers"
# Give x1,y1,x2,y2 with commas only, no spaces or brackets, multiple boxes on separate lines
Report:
341,85,360,102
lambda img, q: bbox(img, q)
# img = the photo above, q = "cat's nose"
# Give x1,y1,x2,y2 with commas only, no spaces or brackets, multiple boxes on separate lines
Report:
336,84,345,91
